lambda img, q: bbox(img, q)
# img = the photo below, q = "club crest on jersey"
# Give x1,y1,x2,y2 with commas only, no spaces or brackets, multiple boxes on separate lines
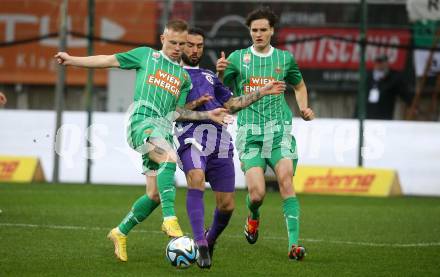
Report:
243,54,251,64
152,51,160,62
275,67,282,74
152,52,160,59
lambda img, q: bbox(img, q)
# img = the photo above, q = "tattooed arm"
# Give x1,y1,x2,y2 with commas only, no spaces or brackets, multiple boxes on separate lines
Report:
223,89,263,114
175,106,229,125
223,81,286,114
184,94,213,110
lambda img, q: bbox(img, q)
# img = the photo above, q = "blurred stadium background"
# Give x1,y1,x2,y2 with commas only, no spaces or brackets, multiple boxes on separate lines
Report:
0,0,440,275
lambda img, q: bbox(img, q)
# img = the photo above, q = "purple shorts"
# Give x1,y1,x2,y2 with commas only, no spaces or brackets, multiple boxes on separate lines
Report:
178,146,235,193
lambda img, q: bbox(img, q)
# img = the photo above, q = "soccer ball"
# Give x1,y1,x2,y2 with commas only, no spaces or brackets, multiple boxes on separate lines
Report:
165,236,199,268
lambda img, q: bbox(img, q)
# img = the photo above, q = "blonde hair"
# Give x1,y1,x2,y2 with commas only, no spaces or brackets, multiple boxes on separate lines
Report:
163,19,188,34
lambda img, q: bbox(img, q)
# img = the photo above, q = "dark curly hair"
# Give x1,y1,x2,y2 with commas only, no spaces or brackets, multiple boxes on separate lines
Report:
188,27,206,39
245,7,278,28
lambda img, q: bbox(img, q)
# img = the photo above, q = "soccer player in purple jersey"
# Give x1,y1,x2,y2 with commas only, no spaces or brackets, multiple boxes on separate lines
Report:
176,28,286,268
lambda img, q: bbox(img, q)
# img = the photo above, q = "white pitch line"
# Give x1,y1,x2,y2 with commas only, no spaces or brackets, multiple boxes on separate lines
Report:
1,222,440,248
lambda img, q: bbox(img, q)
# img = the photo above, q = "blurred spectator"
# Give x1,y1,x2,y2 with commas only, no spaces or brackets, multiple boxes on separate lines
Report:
364,54,413,120
0,91,7,107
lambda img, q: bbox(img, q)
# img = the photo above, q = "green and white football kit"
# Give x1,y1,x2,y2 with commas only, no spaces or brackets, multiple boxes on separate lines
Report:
223,46,301,173
223,45,304,253
115,46,191,231
116,47,190,172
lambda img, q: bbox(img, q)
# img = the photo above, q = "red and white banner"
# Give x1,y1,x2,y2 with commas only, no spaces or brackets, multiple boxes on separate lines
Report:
278,28,411,71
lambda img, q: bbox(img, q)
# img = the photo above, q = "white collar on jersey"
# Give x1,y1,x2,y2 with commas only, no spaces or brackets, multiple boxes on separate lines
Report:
250,45,274,57
159,50,180,65
182,64,200,69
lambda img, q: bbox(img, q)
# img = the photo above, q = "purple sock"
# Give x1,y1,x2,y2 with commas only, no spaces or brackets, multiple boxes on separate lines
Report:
186,189,206,246
206,208,232,245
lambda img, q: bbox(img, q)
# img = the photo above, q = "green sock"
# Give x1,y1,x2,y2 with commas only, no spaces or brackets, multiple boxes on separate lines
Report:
283,196,300,250
157,162,177,218
246,194,262,220
118,195,159,235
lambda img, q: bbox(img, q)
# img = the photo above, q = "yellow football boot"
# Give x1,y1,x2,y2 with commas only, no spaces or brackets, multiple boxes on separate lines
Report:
161,217,183,238
107,227,128,262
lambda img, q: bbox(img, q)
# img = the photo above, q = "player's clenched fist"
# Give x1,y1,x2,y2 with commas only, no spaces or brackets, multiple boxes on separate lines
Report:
54,52,71,65
216,51,230,74
300,108,315,121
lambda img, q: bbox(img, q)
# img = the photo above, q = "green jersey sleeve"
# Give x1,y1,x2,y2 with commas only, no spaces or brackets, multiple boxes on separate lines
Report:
285,52,303,86
222,51,240,90
176,74,191,108
115,47,149,70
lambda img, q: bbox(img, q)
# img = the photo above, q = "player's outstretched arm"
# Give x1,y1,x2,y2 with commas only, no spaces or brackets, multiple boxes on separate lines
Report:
54,52,120,68
184,94,213,110
175,106,231,126
293,80,315,121
223,81,286,114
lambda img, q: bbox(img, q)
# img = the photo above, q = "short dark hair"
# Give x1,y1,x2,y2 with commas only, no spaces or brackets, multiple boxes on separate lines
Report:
188,27,206,39
165,19,188,32
246,7,278,28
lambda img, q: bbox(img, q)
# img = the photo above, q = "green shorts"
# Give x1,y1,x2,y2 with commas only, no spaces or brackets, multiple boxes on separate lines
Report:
236,127,298,173
127,120,173,173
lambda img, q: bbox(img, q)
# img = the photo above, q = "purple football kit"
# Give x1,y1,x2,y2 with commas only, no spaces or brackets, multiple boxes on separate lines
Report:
176,66,235,192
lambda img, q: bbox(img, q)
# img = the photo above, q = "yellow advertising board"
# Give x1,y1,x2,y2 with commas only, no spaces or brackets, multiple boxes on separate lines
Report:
294,166,401,197
0,156,45,183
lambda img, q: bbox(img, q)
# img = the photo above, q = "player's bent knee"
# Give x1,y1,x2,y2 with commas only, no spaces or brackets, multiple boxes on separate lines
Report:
278,179,295,197
150,148,177,164
166,151,178,163
218,201,235,213
247,182,265,197
249,192,265,203
159,151,177,163
187,170,205,190
217,194,235,212
277,168,293,182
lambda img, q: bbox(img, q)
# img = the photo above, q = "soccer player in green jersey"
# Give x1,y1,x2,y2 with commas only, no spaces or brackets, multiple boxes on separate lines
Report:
54,20,229,262
216,7,315,260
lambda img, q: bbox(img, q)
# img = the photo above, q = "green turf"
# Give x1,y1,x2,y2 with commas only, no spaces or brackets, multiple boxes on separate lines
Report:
1,183,439,276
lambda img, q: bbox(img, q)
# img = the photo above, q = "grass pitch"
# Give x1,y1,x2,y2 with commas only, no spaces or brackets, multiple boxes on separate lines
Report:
1,183,439,276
